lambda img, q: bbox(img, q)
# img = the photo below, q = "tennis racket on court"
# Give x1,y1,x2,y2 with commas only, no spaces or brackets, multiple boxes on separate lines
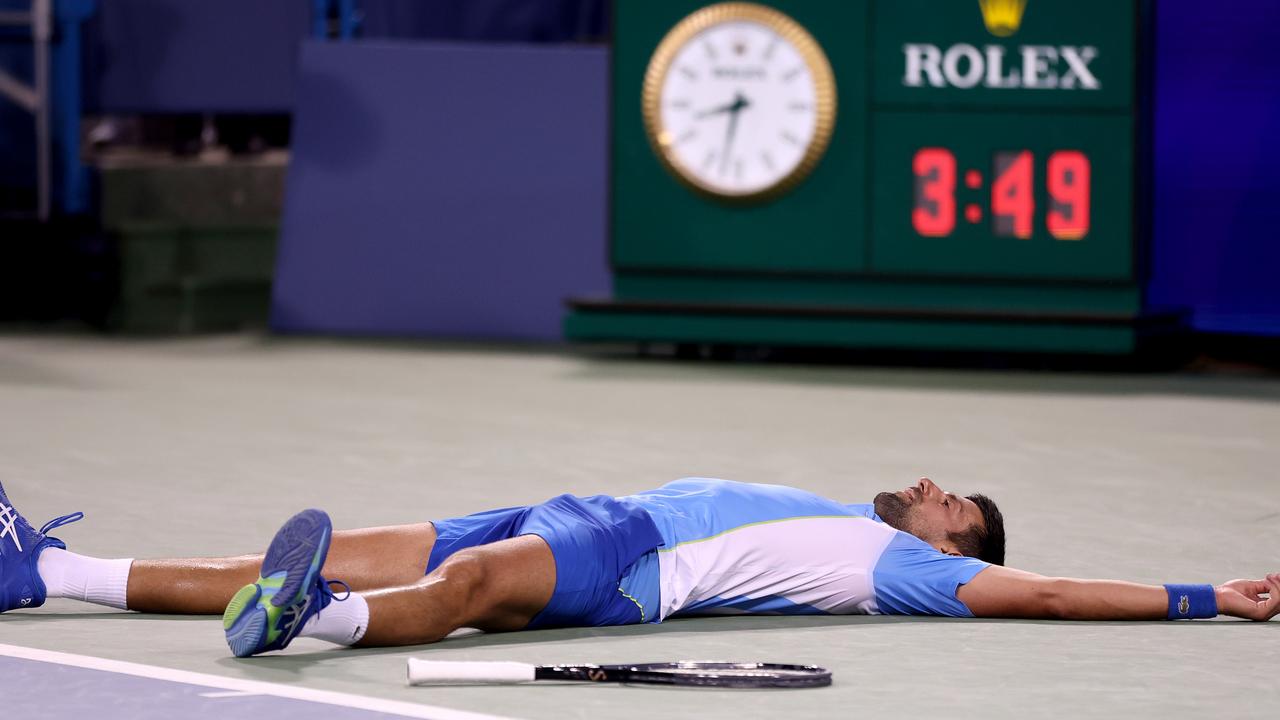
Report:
406,659,831,688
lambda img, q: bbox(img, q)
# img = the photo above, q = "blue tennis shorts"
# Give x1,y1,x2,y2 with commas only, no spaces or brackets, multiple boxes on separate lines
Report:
426,493,664,629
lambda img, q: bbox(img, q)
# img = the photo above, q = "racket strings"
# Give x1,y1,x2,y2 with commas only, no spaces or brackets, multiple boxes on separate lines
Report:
653,667,816,676
615,662,832,687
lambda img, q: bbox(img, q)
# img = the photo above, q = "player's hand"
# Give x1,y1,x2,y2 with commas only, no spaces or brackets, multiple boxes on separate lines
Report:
1214,575,1280,621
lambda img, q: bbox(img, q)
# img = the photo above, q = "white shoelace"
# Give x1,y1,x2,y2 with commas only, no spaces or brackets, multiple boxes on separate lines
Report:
0,503,22,553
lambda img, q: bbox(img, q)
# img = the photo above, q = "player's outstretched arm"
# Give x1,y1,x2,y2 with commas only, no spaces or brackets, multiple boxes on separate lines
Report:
956,566,1280,621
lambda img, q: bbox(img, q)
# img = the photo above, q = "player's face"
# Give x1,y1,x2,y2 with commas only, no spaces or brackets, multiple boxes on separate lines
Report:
874,477,986,555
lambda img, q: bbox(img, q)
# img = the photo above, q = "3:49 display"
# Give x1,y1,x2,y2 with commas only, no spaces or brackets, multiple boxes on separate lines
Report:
912,148,1091,241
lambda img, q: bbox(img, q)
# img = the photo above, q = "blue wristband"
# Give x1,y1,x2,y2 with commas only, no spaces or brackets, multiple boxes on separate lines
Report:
1164,584,1217,619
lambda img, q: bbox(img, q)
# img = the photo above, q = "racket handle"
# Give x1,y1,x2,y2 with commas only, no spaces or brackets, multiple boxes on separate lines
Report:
407,659,537,685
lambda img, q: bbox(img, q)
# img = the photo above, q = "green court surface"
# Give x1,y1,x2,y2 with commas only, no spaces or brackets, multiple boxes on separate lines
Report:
1,335,1277,719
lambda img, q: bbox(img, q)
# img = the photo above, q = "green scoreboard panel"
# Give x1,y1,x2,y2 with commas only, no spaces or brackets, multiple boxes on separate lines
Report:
567,0,1164,354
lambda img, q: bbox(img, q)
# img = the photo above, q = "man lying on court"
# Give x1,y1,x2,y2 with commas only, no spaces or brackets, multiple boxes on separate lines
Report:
2,477,1277,656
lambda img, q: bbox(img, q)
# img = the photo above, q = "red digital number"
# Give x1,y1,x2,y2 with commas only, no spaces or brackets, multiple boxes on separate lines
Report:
1047,151,1091,240
912,148,956,237
991,151,1034,239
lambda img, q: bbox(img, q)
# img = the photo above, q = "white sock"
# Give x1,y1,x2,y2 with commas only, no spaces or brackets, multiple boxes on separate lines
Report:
300,591,370,646
36,548,133,610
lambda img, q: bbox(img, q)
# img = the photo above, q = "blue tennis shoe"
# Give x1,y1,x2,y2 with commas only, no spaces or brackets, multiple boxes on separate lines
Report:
223,508,349,657
0,481,83,613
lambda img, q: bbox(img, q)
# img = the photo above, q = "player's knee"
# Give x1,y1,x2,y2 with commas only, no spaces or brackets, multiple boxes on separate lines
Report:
436,550,492,603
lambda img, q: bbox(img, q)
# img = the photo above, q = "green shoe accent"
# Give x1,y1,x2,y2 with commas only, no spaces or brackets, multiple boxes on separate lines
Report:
262,601,287,645
259,572,286,589
223,584,259,631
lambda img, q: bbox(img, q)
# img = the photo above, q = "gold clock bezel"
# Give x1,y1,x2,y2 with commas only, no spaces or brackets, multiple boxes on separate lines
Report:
642,2,838,204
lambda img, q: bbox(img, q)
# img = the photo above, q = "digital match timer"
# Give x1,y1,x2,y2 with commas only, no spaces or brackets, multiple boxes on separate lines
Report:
913,148,1091,242
567,0,1162,355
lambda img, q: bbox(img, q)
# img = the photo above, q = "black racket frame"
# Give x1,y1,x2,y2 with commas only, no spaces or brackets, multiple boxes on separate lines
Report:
533,661,831,688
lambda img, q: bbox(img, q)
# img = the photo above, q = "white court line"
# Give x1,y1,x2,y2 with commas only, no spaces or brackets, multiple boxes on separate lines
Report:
198,690,262,698
0,643,518,720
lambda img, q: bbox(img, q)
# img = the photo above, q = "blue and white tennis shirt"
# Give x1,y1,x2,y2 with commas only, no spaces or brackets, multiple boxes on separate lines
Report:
617,478,990,621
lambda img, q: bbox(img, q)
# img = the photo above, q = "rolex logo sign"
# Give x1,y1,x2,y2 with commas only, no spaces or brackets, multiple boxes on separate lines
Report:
902,43,1099,91
901,0,1100,92
978,0,1027,38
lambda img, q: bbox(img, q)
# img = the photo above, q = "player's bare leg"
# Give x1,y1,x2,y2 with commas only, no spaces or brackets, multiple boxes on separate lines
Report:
126,523,437,614
220,511,556,656
357,534,556,647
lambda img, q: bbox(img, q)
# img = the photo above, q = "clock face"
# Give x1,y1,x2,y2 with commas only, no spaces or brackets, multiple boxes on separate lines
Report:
643,3,837,201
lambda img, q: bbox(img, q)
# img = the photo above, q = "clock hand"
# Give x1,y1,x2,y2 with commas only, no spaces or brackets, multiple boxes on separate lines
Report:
696,99,741,120
695,93,752,120
720,111,740,175
718,92,750,175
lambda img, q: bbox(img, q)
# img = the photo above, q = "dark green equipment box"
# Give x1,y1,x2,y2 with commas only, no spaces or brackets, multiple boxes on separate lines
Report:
99,156,283,334
566,0,1171,354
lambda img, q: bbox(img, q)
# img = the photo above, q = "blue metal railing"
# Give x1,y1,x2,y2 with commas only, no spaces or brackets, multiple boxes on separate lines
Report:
0,0,95,220
312,0,360,40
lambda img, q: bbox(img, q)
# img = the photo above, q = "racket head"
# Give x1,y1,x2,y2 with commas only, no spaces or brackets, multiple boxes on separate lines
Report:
603,661,832,688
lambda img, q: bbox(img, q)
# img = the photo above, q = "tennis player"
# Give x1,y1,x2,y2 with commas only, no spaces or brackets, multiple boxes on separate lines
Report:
2,477,1276,657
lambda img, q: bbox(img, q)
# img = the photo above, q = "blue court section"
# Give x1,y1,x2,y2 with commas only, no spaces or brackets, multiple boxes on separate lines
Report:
271,41,610,342
0,648,507,720
2,656,406,718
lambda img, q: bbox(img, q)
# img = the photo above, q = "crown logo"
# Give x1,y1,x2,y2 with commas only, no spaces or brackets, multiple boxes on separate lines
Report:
978,0,1027,37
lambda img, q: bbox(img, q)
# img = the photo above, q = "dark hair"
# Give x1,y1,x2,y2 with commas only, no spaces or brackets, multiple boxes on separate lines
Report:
947,493,1006,565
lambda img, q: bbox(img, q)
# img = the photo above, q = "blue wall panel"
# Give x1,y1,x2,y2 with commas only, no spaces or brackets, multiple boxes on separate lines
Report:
358,0,607,43
271,41,609,341
1149,0,1280,335
85,0,309,113
80,0,605,113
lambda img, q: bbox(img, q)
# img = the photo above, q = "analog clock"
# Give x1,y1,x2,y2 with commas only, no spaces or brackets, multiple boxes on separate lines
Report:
642,2,838,202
